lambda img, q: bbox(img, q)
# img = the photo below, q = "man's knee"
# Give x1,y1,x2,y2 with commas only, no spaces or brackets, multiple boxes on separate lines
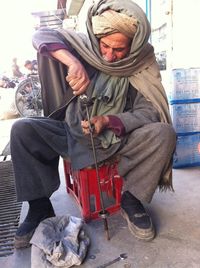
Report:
156,122,176,139
11,119,33,139
151,122,176,148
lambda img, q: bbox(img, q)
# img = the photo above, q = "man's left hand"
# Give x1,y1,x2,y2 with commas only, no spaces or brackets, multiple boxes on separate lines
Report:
81,115,109,136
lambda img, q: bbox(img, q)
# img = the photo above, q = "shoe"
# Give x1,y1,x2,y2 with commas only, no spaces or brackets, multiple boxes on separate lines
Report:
121,191,155,241
14,197,55,249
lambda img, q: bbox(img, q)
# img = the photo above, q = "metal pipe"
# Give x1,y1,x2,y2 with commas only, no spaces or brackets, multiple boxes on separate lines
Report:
80,94,110,240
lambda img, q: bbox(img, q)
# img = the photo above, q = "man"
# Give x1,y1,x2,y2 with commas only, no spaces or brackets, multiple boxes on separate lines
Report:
10,0,176,249
24,60,38,74
12,57,23,78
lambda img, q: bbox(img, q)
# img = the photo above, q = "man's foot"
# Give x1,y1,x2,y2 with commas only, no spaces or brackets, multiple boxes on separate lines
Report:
121,191,155,241
14,197,55,249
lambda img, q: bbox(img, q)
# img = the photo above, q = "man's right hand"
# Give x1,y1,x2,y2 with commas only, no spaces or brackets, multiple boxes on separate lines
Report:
66,58,90,96
50,49,90,95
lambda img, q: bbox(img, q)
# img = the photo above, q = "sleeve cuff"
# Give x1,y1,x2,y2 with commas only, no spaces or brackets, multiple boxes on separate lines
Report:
39,43,70,56
107,115,125,137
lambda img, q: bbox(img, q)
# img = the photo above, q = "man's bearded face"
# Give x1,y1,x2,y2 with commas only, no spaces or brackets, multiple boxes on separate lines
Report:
99,32,131,62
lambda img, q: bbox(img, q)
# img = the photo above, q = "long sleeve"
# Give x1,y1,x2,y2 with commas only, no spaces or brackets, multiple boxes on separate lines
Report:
32,27,72,53
114,91,160,134
33,27,97,78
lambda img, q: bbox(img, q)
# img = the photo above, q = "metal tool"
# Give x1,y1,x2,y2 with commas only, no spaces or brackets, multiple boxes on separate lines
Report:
96,253,128,268
80,94,110,240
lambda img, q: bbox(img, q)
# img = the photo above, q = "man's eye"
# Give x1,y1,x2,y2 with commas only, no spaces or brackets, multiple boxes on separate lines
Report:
115,48,124,52
102,43,109,48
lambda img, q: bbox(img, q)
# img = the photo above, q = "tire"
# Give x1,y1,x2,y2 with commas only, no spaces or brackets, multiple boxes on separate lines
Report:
15,76,43,117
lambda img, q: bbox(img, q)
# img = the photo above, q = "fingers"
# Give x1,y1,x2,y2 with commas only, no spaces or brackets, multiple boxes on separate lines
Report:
66,60,90,95
66,74,90,95
81,120,95,135
72,82,90,96
81,120,90,135
81,116,109,136
81,120,89,128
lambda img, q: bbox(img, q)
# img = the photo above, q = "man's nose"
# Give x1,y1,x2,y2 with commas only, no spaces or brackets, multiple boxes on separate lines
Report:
106,49,116,62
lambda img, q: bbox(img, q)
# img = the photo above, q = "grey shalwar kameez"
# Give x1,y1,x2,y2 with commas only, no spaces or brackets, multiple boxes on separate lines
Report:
10,0,176,204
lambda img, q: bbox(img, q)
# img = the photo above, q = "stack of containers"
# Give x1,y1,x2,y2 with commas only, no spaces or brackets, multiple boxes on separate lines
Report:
169,68,200,168
31,10,65,30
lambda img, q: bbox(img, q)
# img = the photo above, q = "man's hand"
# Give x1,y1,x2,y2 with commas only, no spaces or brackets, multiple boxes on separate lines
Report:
66,59,90,96
81,115,109,136
50,49,90,95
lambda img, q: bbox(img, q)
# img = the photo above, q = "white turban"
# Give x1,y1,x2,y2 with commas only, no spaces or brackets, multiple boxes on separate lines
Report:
92,9,138,39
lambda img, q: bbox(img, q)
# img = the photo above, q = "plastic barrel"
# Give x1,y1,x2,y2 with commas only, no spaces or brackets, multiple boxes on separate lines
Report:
170,68,200,168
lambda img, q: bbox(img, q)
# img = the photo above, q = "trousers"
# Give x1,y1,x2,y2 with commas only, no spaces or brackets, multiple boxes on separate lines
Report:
10,117,176,203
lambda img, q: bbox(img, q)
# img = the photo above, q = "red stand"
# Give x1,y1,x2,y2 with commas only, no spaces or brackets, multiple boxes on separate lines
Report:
63,159,123,222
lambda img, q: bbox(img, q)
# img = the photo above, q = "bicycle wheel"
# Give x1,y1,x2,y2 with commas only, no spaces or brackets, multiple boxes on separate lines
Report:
15,77,43,117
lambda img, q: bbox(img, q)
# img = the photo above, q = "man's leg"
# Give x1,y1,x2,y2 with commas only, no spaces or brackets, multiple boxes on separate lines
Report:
118,123,176,241
10,117,69,248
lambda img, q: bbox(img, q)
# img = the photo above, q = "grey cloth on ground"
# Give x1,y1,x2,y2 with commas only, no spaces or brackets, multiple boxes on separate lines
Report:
30,215,90,268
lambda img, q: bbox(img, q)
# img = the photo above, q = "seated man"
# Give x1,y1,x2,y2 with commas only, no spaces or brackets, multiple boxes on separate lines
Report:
24,60,38,74
10,0,176,249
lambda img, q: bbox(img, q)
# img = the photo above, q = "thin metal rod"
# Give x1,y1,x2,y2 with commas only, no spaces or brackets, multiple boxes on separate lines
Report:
84,104,110,240
85,106,105,210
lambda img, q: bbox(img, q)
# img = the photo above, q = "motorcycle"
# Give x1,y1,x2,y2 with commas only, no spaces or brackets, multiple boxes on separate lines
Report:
15,74,43,117
0,75,17,88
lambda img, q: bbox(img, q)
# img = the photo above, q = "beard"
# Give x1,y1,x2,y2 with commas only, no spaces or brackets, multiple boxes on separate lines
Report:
102,55,117,62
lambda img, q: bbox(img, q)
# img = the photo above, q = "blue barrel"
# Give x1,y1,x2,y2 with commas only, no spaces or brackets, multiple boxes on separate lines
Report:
170,68,200,168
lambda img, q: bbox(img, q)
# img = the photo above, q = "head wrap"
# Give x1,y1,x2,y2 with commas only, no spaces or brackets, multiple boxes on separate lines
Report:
92,9,138,39
86,0,151,58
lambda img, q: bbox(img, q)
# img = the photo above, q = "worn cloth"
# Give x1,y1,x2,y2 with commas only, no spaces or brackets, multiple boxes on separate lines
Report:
92,9,138,38
30,216,89,268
